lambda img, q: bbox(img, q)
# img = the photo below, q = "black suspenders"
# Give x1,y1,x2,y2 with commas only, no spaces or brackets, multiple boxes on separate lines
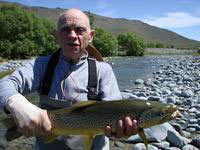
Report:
41,50,99,100
87,57,98,100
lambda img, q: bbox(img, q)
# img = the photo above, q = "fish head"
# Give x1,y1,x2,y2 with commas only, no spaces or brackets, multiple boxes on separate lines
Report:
139,102,181,128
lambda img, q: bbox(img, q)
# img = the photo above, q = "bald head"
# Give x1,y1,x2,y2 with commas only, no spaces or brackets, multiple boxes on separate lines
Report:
56,8,91,31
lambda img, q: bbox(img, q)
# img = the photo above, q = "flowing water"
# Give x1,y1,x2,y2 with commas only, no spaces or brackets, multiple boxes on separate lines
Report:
107,56,171,90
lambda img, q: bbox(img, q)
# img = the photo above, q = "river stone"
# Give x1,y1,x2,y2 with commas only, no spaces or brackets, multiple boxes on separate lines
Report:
120,92,138,99
166,130,188,148
165,147,181,150
182,144,199,150
151,141,170,149
131,143,158,150
127,123,175,143
135,79,144,84
192,135,200,147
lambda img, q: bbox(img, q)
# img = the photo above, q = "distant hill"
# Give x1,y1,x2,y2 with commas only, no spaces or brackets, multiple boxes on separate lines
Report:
1,1,200,48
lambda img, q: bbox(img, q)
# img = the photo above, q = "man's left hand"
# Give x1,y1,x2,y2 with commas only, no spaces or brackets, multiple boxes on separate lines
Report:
104,117,139,139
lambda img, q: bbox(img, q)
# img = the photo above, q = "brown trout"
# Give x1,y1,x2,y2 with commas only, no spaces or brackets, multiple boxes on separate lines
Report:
1,99,181,150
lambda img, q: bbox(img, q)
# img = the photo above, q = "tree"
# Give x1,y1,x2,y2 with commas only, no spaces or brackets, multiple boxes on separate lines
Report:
117,32,145,56
0,4,58,59
93,28,118,57
155,43,165,48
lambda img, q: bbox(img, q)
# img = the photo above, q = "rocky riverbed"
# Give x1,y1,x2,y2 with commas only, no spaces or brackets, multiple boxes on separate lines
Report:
1,56,200,150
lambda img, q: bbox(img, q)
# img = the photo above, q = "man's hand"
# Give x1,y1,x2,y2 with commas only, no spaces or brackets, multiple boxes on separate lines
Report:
6,94,52,137
104,117,139,139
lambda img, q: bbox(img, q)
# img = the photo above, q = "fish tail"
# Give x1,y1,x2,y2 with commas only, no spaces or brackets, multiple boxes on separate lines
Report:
1,117,22,141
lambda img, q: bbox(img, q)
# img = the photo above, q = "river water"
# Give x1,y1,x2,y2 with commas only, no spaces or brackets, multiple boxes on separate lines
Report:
107,56,171,90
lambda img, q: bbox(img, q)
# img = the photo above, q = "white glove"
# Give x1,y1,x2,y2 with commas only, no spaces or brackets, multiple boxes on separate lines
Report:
5,93,52,137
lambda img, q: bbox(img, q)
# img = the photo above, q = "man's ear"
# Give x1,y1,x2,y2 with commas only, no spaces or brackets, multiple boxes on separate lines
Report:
88,30,95,43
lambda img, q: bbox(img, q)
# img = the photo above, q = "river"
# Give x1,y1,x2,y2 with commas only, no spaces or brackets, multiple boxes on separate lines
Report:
107,56,171,90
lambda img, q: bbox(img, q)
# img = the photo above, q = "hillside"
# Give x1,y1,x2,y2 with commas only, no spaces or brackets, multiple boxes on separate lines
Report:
1,1,200,48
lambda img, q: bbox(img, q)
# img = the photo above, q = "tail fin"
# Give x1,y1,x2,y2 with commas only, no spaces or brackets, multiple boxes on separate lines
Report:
1,117,22,141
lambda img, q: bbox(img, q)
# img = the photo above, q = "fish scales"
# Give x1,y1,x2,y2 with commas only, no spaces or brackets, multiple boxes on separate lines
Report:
48,100,177,134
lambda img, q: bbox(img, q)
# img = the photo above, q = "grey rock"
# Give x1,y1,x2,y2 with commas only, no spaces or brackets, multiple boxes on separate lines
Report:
127,123,176,143
151,141,170,149
131,143,158,150
192,135,200,147
182,144,199,150
166,130,188,148
135,79,144,84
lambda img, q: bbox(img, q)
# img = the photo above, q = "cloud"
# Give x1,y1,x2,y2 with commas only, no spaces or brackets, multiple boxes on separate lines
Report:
143,12,200,28
96,9,117,18
94,1,108,10
93,1,117,18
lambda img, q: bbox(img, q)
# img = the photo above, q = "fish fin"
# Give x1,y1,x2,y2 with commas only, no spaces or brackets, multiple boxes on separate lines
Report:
71,101,97,111
1,117,22,141
50,101,97,114
42,134,58,143
82,135,94,150
138,128,148,150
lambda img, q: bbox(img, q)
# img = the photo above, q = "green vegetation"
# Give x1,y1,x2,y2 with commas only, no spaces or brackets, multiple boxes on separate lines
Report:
1,3,199,59
197,47,200,54
117,33,145,56
93,28,119,57
0,4,58,59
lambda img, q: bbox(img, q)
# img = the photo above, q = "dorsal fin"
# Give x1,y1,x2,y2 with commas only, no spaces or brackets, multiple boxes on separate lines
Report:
71,101,97,111
49,101,97,115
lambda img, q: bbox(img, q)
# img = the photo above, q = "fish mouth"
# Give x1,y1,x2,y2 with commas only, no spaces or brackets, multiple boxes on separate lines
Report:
160,110,182,124
171,110,183,119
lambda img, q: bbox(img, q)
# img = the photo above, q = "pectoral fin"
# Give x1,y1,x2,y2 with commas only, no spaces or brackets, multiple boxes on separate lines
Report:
138,128,148,150
82,135,94,150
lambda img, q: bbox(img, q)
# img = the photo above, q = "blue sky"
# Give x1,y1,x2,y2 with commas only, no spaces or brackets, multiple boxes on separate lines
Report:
3,0,200,41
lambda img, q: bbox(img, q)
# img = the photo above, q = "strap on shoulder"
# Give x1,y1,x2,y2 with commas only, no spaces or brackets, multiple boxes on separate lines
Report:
87,57,100,100
41,49,60,95
41,51,100,101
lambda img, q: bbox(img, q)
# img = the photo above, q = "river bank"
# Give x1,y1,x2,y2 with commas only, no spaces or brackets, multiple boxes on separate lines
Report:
0,55,200,149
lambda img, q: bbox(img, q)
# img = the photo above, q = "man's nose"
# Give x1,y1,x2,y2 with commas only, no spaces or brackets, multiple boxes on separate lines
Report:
68,30,78,38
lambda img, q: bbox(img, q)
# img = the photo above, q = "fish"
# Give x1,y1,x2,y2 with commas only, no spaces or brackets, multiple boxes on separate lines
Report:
1,99,181,150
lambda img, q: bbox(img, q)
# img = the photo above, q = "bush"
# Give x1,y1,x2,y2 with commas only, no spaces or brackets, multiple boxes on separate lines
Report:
0,4,58,59
93,28,118,57
117,32,145,56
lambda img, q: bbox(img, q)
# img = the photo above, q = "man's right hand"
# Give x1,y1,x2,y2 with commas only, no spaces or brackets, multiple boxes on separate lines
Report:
6,93,52,137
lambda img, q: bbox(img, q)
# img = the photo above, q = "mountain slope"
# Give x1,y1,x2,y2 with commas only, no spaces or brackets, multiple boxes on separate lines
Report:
1,1,200,48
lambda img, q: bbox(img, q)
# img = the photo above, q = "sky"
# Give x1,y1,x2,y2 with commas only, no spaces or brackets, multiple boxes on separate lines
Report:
2,0,200,41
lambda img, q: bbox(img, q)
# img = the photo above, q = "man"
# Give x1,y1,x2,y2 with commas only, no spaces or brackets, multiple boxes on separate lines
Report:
0,9,138,150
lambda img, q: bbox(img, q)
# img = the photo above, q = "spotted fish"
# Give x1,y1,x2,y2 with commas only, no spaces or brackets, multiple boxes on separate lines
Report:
1,99,181,150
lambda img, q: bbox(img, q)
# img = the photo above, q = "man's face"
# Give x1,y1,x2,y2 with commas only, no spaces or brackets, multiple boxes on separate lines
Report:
56,11,95,59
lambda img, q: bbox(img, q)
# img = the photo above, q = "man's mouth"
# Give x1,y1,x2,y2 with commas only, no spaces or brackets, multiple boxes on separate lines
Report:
67,43,79,47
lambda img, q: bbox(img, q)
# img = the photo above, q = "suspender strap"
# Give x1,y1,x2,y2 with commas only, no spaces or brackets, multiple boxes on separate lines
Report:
41,49,60,95
41,50,99,100
87,57,99,100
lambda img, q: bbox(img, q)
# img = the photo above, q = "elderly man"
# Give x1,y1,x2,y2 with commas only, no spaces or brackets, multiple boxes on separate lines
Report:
0,9,138,150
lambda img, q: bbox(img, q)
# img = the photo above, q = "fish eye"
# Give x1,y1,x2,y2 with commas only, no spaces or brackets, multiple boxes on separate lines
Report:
160,111,165,116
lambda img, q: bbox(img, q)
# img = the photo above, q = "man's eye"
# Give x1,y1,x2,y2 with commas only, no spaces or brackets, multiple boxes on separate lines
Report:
75,27,86,33
63,27,71,32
